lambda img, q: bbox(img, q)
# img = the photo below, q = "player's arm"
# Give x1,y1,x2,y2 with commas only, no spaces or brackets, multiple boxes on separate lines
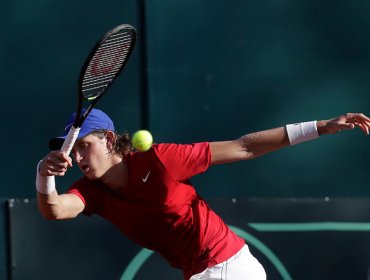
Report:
36,151,85,220
210,112,370,165
37,191,85,220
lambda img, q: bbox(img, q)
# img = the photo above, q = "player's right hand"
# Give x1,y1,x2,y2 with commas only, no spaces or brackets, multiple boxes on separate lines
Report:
39,151,73,177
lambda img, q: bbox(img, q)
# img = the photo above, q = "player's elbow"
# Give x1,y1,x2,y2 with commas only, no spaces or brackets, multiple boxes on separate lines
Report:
241,147,269,160
237,140,257,160
37,203,65,220
40,211,58,220
238,139,272,160
39,208,62,220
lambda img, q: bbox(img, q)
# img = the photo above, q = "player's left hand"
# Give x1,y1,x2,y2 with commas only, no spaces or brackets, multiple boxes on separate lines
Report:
317,113,370,135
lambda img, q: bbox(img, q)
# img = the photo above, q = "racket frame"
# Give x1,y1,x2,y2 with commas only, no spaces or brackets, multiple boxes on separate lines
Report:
60,24,136,154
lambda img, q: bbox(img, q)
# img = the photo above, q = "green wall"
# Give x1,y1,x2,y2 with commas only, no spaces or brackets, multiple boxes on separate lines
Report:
0,0,143,197
1,1,370,279
1,0,369,198
145,0,370,197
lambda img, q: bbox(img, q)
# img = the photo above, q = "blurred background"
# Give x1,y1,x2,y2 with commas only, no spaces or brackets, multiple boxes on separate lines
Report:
1,0,370,279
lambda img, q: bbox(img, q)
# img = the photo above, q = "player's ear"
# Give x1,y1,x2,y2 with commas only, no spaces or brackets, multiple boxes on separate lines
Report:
105,131,116,149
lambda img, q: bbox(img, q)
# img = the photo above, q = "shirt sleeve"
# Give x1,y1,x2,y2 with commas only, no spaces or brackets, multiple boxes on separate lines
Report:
67,178,101,216
153,142,211,181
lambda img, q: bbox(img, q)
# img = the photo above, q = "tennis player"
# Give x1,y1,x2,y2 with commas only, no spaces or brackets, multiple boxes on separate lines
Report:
36,109,370,280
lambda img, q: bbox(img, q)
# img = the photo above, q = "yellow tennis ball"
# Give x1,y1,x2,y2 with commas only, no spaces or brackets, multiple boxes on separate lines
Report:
132,130,153,152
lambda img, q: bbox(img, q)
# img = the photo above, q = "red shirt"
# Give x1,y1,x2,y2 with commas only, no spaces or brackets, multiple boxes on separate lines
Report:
68,142,244,279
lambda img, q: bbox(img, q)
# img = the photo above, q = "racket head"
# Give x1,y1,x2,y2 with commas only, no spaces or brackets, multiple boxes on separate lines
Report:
79,24,137,103
58,24,136,154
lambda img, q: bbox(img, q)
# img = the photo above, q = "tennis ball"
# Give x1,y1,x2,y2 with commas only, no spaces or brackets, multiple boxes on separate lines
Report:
132,130,153,152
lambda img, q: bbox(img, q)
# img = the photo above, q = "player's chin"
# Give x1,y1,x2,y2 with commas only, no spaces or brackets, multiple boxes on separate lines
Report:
81,168,99,180
84,173,100,180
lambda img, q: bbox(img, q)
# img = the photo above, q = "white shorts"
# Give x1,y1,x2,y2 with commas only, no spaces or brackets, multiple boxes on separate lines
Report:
189,245,266,280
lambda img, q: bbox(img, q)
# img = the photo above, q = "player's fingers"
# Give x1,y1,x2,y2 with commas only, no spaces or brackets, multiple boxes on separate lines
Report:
337,123,355,131
58,152,73,167
346,113,370,123
48,167,68,176
41,162,68,177
357,123,369,135
351,116,370,134
356,113,370,122
50,161,68,170
360,120,370,129
42,152,71,173
344,117,370,135
54,170,68,176
47,151,72,168
47,156,70,169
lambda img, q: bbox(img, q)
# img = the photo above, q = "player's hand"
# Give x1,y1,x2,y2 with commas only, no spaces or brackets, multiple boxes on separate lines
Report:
39,151,73,177
317,113,370,135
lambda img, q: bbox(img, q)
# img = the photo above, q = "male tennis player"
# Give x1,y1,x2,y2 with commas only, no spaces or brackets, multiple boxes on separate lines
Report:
36,109,370,280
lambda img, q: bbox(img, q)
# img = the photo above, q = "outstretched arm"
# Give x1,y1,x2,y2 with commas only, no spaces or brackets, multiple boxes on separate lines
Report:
210,112,370,165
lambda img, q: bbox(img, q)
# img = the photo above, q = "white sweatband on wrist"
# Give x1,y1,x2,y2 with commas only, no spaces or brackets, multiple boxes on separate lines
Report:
36,160,56,194
286,121,319,145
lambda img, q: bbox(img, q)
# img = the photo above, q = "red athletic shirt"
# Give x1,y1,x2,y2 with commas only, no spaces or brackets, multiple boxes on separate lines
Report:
67,142,245,279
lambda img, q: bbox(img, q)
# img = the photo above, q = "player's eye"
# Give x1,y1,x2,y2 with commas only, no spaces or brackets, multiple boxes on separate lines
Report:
74,142,88,153
79,142,89,149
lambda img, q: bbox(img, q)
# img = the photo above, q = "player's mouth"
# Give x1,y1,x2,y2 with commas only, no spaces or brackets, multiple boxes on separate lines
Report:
80,164,90,173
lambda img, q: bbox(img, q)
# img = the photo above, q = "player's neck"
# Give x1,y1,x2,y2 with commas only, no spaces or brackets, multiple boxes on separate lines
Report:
99,158,128,192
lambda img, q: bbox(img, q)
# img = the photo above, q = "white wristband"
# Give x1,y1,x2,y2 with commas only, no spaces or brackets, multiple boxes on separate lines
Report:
36,161,56,194
286,121,319,145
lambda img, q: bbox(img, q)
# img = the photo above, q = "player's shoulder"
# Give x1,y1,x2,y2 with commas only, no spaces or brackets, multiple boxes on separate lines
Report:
128,143,177,165
130,143,177,156
129,142,209,162
152,142,209,152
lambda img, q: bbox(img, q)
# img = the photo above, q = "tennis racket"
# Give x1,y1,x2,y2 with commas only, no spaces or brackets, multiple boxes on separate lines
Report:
60,24,136,155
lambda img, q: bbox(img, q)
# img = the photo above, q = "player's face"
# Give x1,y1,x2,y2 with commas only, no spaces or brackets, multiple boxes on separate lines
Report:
72,134,112,180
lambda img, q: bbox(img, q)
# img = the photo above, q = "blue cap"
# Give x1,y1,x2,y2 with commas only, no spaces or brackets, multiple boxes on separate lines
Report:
49,108,115,150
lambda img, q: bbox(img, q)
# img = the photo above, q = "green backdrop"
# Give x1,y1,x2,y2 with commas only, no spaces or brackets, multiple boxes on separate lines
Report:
1,1,370,279
144,0,370,197
1,0,369,199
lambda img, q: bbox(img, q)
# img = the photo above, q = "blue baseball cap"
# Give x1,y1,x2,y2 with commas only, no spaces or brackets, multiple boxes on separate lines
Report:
49,108,115,150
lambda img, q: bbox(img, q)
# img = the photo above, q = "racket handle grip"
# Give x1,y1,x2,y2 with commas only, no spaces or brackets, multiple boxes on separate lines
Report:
60,126,80,155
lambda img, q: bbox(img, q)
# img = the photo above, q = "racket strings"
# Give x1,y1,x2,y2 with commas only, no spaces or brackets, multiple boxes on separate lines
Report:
82,31,135,99
88,33,133,73
84,35,131,80
89,35,131,67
